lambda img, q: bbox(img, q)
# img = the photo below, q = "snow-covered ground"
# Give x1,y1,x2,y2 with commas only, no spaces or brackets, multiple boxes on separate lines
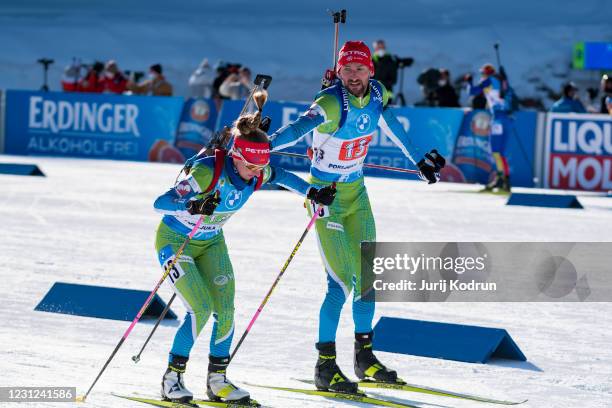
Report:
1,154,612,407
0,0,610,106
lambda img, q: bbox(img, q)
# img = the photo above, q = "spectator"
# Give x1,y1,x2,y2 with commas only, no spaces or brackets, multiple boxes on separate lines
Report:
189,58,214,98
435,69,460,107
416,67,441,106
372,39,399,93
61,59,85,92
600,74,612,114
585,87,600,113
219,66,252,100
128,63,173,96
78,61,105,93
102,60,128,94
550,82,586,113
212,61,229,99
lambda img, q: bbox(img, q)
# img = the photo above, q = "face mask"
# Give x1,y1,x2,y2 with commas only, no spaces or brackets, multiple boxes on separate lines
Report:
438,80,447,86
375,49,385,57
148,73,156,80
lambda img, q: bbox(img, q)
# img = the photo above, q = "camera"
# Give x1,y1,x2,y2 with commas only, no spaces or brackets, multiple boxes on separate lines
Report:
397,57,414,68
125,70,146,83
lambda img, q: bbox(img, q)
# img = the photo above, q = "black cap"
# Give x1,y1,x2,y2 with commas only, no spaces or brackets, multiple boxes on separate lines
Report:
150,63,163,74
563,81,578,97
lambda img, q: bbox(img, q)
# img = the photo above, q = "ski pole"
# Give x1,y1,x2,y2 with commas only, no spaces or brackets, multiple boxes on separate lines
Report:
76,209,210,402
330,9,346,71
229,190,333,364
271,151,421,175
493,43,502,68
131,293,177,364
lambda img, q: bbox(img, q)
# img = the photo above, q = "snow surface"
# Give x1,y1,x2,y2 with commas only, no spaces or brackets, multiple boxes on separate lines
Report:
0,0,610,106
1,154,612,407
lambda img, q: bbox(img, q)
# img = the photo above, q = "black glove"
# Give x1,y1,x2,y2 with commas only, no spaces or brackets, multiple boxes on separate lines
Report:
307,185,336,206
425,149,446,171
186,193,221,216
417,149,446,184
259,116,271,133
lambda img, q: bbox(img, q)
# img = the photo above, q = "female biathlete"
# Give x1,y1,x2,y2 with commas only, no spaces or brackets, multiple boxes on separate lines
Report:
153,101,335,404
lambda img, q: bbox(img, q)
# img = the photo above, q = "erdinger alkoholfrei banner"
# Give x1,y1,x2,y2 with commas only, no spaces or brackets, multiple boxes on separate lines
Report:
544,113,612,191
4,90,184,161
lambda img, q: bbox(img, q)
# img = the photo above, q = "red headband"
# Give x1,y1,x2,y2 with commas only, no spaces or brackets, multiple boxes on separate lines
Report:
232,138,270,166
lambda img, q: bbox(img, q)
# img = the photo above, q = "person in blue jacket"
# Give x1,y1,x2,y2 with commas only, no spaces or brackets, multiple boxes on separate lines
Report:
550,82,587,113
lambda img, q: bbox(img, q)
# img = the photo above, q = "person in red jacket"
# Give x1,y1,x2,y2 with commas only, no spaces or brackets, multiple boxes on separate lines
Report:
102,60,128,94
78,61,105,93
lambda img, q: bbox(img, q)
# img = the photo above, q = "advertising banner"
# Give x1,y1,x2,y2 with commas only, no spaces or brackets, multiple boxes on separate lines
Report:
544,113,612,191
174,97,218,159
4,90,184,161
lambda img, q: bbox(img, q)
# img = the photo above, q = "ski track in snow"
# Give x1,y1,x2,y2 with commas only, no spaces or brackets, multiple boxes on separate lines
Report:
1,155,611,408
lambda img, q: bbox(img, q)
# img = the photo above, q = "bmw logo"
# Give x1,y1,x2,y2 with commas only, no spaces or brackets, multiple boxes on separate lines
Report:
356,114,371,134
225,190,242,209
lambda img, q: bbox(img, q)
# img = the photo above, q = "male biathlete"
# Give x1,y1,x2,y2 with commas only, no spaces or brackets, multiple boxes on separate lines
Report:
270,40,446,393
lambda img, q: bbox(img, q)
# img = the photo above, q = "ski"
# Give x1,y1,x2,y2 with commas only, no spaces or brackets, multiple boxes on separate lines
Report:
296,378,527,405
112,393,262,408
244,383,420,408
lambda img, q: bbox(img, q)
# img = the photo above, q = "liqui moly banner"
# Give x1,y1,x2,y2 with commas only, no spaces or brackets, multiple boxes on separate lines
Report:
544,113,612,191
4,90,184,161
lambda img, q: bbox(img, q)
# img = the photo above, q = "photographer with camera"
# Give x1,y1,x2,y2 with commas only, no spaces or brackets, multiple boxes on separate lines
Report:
372,40,413,105
78,61,105,93
416,67,441,107
436,69,460,107
372,40,398,93
219,66,253,100
128,63,173,96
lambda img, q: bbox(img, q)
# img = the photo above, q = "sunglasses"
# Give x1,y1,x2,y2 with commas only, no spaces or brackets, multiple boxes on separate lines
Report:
232,149,268,172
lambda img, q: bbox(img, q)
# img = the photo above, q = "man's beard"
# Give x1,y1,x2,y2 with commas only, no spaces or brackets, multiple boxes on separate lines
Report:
346,79,367,97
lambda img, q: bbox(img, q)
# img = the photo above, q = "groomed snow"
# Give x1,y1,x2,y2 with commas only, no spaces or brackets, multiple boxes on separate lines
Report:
1,154,611,407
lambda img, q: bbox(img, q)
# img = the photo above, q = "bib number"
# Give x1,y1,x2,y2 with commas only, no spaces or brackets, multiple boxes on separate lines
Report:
338,135,372,161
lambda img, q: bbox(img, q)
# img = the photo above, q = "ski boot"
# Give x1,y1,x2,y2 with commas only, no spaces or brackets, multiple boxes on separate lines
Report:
161,354,193,402
314,342,359,394
483,171,504,191
206,355,251,404
354,332,398,383
501,174,511,193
